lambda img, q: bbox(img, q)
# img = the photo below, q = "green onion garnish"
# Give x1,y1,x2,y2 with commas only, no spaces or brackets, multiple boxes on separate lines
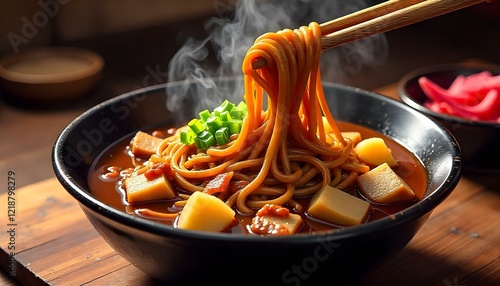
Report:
183,100,248,149
229,119,242,134
199,109,211,122
180,129,195,145
198,131,215,150
188,118,205,134
215,127,230,145
206,115,222,131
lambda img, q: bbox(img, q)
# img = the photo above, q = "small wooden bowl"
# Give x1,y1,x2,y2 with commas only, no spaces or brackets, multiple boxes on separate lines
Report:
0,46,104,101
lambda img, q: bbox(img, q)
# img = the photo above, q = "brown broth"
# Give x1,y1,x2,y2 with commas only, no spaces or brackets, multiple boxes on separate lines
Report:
88,121,427,235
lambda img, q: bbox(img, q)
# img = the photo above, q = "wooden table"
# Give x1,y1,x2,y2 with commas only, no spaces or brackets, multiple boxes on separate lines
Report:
1,83,498,286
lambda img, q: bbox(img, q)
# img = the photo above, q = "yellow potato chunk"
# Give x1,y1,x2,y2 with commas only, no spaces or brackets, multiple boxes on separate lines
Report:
341,131,362,146
357,163,416,204
124,174,176,204
308,185,370,226
177,191,235,232
353,137,398,167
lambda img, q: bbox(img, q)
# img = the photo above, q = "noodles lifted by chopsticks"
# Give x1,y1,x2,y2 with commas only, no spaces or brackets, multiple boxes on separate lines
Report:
137,22,369,215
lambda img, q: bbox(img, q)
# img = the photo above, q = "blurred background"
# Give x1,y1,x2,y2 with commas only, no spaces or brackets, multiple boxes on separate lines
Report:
1,0,499,105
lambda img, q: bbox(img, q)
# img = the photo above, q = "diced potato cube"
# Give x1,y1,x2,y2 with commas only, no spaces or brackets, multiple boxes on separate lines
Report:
341,131,362,146
257,213,303,235
177,191,235,232
130,131,164,156
308,185,370,226
124,174,176,204
353,137,398,167
357,163,416,204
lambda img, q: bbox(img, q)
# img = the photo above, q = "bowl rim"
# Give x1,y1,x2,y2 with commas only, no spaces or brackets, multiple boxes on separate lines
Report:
52,80,462,243
0,46,104,84
397,62,500,128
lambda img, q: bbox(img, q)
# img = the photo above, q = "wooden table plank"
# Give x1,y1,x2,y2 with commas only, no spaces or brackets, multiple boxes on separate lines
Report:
359,187,500,285
83,265,158,286
50,254,132,286
0,178,141,286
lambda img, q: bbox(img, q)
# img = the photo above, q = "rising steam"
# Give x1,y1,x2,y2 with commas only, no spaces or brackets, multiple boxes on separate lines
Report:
165,0,388,113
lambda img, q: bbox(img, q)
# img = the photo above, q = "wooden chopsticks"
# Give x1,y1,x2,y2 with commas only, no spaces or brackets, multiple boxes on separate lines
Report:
319,0,426,36
252,0,486,69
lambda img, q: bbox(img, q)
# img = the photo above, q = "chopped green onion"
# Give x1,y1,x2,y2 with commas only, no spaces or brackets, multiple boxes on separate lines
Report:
188,118,205,134
206,125,217,136
194,136,202,149
221,121,231,130
237,101,247,113
198,131,215,150
220,111,232,122
229,119,242,134
215,127,229,145
182,100,248,148
206,115,222,130
199,109,211,122
214,100,234,115
230,102,247,119
230,108,242,119
180,129,195,145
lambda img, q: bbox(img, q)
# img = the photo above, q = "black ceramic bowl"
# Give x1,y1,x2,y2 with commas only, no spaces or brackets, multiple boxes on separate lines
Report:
52,78,461,285
398,63,500,174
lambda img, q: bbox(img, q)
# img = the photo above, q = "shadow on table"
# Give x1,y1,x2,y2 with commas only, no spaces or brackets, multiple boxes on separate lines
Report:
354,246,484,286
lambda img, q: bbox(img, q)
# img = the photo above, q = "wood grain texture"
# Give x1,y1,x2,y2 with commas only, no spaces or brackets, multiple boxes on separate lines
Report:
320,0,425,35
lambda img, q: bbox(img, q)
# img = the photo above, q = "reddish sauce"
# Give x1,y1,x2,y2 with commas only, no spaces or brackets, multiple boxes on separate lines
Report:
88,121,427,235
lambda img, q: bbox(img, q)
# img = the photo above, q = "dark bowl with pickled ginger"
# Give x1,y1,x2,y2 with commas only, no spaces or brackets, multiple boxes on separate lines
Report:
52,78,461,285
398,63,500,173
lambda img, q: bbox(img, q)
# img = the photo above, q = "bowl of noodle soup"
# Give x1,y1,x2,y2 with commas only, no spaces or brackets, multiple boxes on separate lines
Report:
52,23,461,285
